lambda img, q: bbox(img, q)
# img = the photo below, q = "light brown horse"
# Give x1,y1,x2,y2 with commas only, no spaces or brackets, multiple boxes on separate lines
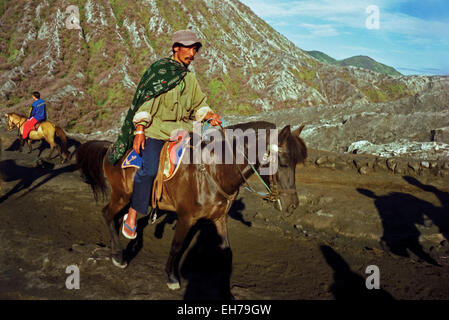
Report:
4,112,69,163
76,121,307,290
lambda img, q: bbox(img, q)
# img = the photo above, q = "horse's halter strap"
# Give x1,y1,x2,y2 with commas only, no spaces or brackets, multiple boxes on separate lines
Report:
268,147,297,196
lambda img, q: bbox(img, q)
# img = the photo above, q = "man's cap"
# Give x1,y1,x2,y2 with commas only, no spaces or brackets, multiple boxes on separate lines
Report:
172,30,202,48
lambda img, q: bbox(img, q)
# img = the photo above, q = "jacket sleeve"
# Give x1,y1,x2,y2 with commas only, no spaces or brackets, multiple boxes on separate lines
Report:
133,98,157,128
29,106,35,119
189,75,213,121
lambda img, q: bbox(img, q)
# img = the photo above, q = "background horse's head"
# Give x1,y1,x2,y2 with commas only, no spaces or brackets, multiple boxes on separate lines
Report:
270,124,307,214
4,113,20,131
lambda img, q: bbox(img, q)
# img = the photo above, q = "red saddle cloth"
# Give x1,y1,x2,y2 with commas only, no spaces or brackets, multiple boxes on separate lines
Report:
23,118,40,139
166,130,190,178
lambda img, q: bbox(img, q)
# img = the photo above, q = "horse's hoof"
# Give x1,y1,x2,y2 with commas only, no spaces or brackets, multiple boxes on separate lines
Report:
111,256,127,269
167,280,181,290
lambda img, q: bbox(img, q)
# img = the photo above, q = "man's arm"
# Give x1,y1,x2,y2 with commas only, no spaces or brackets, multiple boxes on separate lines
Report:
131,98,157,154
190,75,221,126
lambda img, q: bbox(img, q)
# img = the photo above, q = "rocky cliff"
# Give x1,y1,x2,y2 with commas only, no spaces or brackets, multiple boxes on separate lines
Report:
0,0,438,134
225,76,449,161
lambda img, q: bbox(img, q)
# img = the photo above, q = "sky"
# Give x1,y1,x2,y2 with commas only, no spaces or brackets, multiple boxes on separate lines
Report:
240,0,449,75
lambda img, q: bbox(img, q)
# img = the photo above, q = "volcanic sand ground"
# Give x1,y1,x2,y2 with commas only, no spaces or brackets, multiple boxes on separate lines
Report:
1,129,449,300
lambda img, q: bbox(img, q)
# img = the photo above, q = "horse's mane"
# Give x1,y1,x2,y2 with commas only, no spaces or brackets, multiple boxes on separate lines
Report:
224,121,307,164
226,121,276,131
6,112,26,119
188,120,307,164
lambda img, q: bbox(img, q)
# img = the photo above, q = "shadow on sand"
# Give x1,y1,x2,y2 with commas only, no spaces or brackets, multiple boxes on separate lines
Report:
357,176,449,265
124,213,233,300
320,245,394,300
0,159,77,203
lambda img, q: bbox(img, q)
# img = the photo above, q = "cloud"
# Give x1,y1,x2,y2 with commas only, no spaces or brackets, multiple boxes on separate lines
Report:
241,0,449,38
396,66,447,75
241,0,372,19
299,23,339,37
241,0,449,75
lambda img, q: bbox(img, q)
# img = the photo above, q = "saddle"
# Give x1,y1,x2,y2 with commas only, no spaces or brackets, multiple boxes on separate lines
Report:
121,131,191,212
32,122,41,131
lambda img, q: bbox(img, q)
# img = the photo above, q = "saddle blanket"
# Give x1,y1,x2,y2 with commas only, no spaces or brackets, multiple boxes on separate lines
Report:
121,134,190,179
121,120,228,176
121,149,142,169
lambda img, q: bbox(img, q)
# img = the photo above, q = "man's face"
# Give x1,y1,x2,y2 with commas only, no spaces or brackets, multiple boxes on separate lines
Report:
173,44,199,66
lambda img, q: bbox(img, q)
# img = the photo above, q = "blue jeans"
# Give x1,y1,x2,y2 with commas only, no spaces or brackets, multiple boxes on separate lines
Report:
131,137,166,215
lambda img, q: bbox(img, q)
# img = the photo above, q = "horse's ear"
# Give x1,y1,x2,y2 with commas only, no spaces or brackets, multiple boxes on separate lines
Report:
292,124,305,137
279,125,291,144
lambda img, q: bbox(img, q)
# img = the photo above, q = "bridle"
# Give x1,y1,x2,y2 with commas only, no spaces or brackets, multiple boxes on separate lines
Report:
238,144,297,211
214,123,296,211
194,122,298,213
5,114,26,136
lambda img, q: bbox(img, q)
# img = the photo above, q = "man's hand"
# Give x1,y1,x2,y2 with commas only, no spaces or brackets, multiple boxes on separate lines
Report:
133,125,146,154
204,112,222,126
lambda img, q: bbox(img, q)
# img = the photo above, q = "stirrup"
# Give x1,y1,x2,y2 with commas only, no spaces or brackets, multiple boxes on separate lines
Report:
149,207,158,224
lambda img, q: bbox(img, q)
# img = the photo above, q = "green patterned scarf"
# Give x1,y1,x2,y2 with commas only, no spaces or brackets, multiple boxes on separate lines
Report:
109,58,188,164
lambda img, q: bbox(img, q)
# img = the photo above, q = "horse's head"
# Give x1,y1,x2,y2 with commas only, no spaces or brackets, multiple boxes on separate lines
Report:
270,124,307,214
4,113,15,131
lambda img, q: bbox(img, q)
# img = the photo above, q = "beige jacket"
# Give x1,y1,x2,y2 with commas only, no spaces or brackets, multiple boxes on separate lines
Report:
132,71,212,140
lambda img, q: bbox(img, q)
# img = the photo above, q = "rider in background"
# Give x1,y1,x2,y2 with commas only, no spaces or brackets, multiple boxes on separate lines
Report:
23,91,47,140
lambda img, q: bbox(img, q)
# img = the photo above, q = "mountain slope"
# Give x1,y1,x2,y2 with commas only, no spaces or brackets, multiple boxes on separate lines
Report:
0,0,431,133
338,55,402,76
307,51,401,76
306,50,337,64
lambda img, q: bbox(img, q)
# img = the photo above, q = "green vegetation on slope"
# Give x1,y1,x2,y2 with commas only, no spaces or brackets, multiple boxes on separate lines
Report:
306,51,401,76
306,50,337,64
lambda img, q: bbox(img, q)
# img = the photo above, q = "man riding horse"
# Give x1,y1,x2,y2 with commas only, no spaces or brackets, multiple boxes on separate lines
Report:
115,30,222,239
23,91,47,140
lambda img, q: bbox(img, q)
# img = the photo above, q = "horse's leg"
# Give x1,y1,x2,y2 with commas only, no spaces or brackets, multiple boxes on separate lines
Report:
45,134,57,160
52,129,64,162
215,214,230,249
19,137,25,152
103,190,129,268
27,139,33,153
165,216,194,290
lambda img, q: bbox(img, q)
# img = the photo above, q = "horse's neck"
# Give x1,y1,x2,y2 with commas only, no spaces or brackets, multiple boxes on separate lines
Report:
12,116,25,128
219,142,259,194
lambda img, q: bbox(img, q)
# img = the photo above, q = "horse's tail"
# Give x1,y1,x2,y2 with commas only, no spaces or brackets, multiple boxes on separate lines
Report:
55,126,69,158
76,140,111,201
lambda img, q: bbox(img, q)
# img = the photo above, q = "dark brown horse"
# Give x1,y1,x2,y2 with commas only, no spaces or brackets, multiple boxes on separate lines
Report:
76,121,307,290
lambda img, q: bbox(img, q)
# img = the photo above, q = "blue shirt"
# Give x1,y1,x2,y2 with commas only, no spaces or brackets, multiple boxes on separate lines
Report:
30,99,47,122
